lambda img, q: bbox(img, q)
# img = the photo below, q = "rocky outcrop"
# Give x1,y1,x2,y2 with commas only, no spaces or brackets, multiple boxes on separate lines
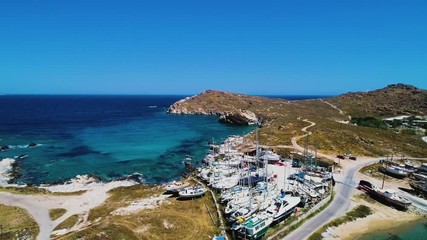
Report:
219,110,259,125
167,97,194,114
167,90,264,125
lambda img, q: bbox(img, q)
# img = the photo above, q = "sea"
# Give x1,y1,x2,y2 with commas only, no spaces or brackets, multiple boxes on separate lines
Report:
357,219,427,240
0,95,328,185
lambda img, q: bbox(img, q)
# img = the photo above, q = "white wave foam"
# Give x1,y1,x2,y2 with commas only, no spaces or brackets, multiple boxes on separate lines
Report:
41,174,136,193
0,158,15,186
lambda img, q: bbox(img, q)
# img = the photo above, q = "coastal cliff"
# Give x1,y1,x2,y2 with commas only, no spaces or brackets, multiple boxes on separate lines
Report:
168,90,277,125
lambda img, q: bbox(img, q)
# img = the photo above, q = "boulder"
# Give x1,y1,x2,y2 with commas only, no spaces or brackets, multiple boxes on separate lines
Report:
219,110,259,125
28,143,37,147
0,145,9,151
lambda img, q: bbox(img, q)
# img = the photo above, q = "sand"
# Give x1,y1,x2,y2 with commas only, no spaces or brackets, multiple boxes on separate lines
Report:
0,177,137,240
111,194,171,215
327,195,424,240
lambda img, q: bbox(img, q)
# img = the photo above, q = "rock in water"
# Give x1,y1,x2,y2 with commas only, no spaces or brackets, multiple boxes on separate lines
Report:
28,143,37,147
0,145,9,151
219,110,259,125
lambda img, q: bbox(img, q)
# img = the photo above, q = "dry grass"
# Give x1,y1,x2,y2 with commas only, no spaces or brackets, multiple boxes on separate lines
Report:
171,89,427,157
54,214,79,231
49,208,67,221
0,186,86,196
59,184,219,240
88,185,163,221
0,204,39,239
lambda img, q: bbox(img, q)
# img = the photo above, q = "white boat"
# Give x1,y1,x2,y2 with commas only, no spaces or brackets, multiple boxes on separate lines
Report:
178,186,207,198
225,195,252,214
260,150,281,162
210,174,240,190
220,186,249,203
266,195,300,222
299,184,319,198
228,205,258,222
384,166,408,178
164,181,188,193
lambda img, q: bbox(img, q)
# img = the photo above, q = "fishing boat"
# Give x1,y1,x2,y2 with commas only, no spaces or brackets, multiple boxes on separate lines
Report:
265,195,301,222
178,186,207,198
358,180,411,210
235,211,273,240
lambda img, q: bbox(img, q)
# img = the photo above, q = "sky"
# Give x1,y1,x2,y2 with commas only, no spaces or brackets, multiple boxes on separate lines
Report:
0,0,426,95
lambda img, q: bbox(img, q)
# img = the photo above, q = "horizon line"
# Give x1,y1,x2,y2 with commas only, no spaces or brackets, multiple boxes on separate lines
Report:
0,93,337,97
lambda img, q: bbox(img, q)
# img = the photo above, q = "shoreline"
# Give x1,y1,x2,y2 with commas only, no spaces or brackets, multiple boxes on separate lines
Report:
354,217,427,239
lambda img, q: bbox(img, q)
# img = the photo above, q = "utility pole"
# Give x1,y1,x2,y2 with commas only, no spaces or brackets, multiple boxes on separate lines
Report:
382,170,386,189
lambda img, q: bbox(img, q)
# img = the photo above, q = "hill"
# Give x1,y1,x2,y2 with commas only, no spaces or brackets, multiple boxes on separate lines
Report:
168,84,427,158
328,83,427,117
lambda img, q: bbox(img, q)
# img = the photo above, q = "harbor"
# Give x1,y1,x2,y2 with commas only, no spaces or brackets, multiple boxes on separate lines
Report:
168,134,334,239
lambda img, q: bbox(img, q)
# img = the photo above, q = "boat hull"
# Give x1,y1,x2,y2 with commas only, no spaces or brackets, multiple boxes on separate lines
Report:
272,206,296,223
358,182,411,210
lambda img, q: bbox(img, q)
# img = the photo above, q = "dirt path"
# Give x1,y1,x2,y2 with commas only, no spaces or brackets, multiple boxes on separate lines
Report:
260,119,337,162
320,99,351,120
0,192,54,240
320,99,344,115
0,181,135,240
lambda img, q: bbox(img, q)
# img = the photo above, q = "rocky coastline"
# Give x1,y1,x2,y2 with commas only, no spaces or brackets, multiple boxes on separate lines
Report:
167,90,260,125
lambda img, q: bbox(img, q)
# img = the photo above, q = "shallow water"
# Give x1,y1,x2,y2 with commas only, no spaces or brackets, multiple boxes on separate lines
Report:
357,219,427,240
0,95,254,184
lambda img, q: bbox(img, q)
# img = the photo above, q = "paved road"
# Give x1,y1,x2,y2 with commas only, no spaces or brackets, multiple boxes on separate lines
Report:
283,158,379,240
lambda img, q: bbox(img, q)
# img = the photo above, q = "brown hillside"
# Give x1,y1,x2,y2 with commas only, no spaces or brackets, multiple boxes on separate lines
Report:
168,85,427,157
328,83,427,117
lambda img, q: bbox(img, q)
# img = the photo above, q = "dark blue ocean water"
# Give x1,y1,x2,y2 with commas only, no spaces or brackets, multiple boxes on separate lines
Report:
0,95,325,185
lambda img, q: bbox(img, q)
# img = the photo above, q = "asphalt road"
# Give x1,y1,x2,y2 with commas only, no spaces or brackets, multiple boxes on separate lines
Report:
283,158,379,240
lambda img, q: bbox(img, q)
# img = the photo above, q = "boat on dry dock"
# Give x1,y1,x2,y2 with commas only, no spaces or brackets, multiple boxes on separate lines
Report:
358,180,411,210
178,185,207,198
266,194,300,222
234,211,273,240
382,165,408,179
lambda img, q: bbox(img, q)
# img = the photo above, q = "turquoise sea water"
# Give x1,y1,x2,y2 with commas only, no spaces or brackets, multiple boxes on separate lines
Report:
357,219,427,240
0,95,255,184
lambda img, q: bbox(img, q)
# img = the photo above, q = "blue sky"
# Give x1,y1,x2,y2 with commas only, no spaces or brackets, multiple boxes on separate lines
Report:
1,0,426,95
